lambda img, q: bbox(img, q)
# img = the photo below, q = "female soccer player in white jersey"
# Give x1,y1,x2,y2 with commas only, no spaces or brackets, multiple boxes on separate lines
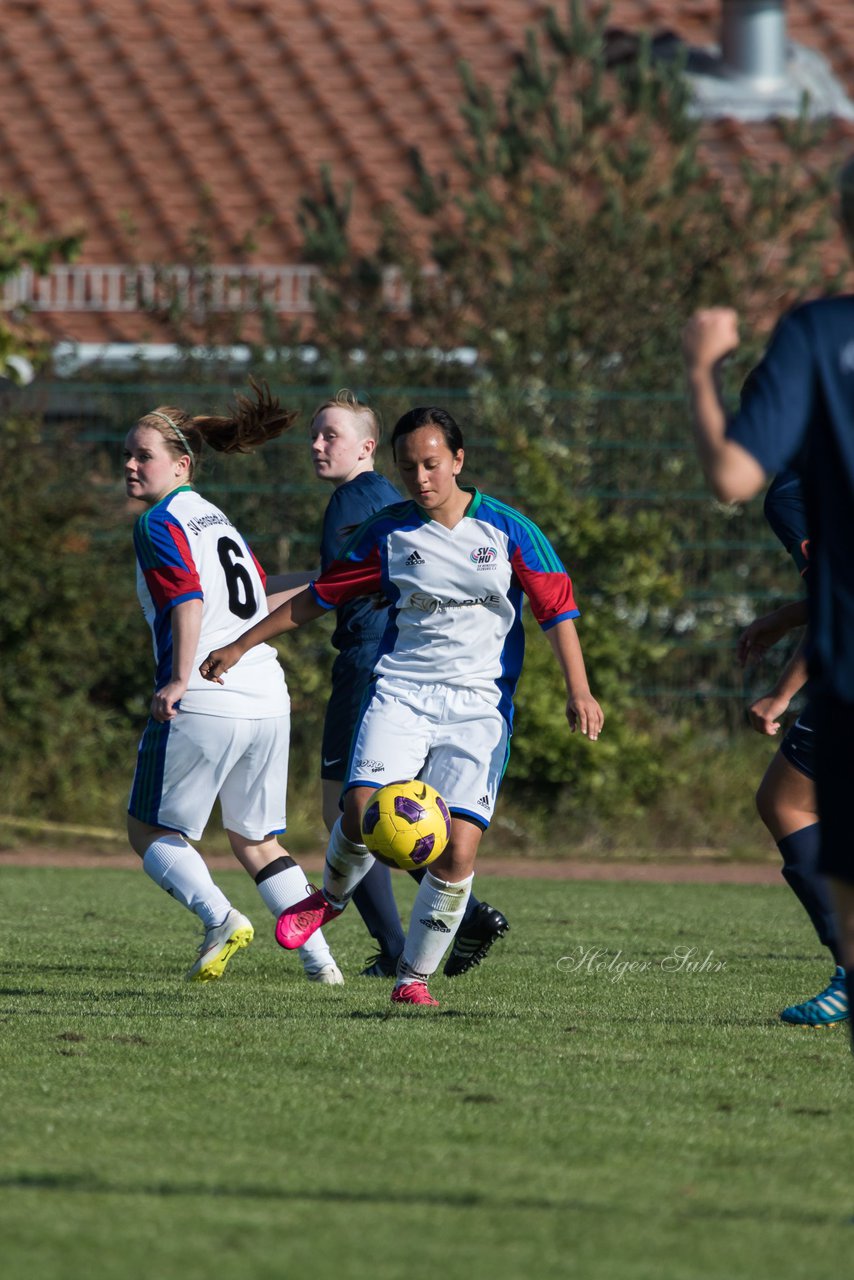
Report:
125,382,342,985
200,406,603,1005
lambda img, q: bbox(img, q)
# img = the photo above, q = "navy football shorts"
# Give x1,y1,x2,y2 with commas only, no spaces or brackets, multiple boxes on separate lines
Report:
779,699,817,781
320,645,379,783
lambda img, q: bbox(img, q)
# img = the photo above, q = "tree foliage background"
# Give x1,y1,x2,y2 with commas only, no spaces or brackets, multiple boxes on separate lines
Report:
2,3,844,850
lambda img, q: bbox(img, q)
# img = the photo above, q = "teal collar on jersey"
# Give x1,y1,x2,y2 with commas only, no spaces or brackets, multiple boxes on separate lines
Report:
135,484,195,525
462,486,482,516
416,484,482,522
152,483,194,511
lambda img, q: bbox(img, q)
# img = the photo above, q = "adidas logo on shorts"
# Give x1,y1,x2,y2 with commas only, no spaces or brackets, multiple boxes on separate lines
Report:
477,794,490,808
420,916,451,933
406,550,426,566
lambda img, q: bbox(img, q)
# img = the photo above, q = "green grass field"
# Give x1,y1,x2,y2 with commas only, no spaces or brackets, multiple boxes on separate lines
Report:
1,867,851,1280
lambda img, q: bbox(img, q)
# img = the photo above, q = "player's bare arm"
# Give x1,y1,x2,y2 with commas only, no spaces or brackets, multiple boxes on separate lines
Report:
747,633,810,737
151,598,203,722
199,586,325,682
546,618,604,740
682,308,766,504
736,599,808,667
265,570,315,611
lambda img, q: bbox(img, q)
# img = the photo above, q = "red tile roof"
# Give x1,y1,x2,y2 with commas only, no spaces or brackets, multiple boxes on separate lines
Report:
0,0,852,344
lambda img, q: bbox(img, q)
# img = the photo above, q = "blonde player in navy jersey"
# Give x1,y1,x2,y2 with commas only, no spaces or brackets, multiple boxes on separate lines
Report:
125,382,342,984
201,406,603,1006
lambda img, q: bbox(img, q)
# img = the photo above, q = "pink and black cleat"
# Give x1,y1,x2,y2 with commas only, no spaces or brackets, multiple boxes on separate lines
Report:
275,889,343,950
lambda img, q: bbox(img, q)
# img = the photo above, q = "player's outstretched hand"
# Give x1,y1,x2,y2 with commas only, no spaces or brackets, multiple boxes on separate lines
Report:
567,692,604,741
199,644,241,684
747,692,790,736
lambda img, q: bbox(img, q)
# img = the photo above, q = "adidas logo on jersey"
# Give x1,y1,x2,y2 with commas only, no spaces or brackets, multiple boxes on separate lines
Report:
405,550,426,566
476,794,490,808
420,916,451,933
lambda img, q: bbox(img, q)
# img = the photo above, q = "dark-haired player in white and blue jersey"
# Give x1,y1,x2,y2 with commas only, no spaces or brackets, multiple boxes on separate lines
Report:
737,471,845,1024
683,154,854,1044
202,406,603,1006
309,392,509,979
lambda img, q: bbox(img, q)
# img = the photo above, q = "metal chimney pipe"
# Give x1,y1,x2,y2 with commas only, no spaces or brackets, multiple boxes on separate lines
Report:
721,0,787,88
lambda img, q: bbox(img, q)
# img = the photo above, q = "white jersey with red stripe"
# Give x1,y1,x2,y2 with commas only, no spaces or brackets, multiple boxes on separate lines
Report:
309,487,579,724
133,485,287,717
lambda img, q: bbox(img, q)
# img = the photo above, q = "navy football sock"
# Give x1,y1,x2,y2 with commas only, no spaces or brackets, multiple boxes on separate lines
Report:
778,824,840,963
352,860,406,957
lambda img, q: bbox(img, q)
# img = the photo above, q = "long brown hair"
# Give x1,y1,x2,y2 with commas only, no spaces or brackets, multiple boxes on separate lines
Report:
138,377,297,478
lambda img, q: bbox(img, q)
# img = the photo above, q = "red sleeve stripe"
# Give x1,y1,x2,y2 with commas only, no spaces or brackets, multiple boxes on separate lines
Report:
511,548,578,625
311,548,383,608
250,547,267,589
144,565,203,610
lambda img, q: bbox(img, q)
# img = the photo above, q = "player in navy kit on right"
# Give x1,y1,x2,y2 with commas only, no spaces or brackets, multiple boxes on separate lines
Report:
738,470,845,1024
683,155,854,1047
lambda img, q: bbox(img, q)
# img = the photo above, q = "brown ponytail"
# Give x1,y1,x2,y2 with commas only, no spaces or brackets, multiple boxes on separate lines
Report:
139,377,298,477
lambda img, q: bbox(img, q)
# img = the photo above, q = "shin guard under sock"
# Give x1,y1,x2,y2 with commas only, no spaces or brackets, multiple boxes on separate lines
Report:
323,817,375,908
397,870,474,984
142,834,231,929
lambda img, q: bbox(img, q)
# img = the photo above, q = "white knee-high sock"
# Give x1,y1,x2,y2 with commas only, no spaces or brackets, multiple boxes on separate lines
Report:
323,816,375,908
397,870,474,984
142,835,232,930
255,855,336,973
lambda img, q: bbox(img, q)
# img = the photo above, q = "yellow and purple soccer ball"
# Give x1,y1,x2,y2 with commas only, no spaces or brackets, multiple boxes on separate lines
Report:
360,780,452,871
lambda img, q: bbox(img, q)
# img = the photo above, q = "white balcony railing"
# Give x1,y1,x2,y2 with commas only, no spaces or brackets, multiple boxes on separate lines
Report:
1,264,327,314
1,264,415,315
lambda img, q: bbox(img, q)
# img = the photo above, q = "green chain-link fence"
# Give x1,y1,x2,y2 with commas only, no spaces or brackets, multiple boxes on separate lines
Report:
25,378,796,713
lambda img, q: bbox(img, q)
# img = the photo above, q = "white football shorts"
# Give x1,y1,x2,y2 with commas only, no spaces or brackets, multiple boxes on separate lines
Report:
128,710,290,842
345,677,509,827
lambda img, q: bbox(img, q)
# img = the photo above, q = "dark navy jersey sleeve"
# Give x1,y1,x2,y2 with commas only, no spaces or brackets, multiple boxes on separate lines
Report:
725,309,815,476
319,471,401,650
725,295,854,698
320,472,401,570
763,469,809,576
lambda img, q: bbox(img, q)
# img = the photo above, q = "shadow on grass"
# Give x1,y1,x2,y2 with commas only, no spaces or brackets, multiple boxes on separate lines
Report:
0,1169,569,1213
1,1171,848,1227
347,1009,500,1021
0,964,146,977
3,1000,792,1029
1,998,520,1022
